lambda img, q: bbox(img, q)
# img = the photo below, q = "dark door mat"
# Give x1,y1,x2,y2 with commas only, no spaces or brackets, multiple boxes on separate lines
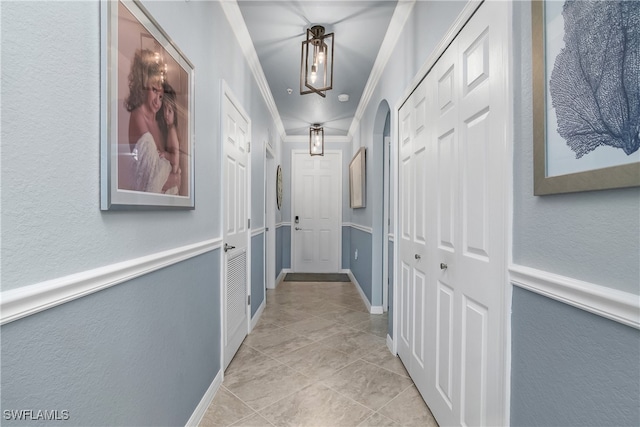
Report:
284,273,351,282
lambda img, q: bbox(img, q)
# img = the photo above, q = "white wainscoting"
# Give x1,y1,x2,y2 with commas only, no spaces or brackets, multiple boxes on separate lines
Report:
1,238,223,325
251,227,265,237
510,264,640,329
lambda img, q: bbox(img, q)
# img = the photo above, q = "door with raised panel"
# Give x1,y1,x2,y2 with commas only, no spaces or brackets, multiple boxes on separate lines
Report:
396,2,509,426
397,76,432,397
291,151,342,273
222,91,250,370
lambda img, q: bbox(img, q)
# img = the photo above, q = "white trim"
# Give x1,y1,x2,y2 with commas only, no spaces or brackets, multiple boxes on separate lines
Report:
1,239,222,326
396,1,482,112
185,370,223,427
344,270,383,314
388,233,395,242
276,222,291,228
344,222,373,234
276,269,292,287
510,264,640,330
251,227,265,237
348,0,417,138
386,334,394,355
219,0,286,139
250,297,265,331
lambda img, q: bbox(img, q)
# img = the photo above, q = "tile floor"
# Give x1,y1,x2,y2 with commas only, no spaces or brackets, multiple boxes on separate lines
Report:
199,280,439,427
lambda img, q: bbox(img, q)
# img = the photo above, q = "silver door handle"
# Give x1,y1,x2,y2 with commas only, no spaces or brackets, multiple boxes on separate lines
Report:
295,227,302,230
440,263,448,270
224,243,236,252
415,254,421,260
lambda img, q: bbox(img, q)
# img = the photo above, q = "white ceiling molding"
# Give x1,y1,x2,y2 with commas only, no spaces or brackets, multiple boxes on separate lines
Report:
347,0,416,138
219,0,286,139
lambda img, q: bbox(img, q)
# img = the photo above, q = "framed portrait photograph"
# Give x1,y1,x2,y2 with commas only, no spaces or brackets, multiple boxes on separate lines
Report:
101,0,195,209
349,147,366,209
532,0,639,195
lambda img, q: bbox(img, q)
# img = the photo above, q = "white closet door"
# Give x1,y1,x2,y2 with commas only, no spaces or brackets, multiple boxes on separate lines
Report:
396,1,509,425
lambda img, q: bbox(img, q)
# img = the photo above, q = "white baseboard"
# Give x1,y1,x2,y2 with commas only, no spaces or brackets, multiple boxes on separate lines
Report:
250,298,265,331
510,264,640,329
275,269,291,288
344,270,383,315
185,370,223,427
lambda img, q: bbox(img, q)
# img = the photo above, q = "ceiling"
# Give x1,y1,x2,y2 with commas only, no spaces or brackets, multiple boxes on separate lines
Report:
236,0,398,137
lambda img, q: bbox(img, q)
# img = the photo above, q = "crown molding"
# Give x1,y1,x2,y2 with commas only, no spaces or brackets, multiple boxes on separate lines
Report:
219,0,286,139
348,0,416,138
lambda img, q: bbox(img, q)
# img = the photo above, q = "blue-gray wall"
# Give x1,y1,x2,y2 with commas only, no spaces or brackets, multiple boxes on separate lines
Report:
275,225,290,278
509,2,640,425
1,1,279,424
342,226,351,270
349,227,373,303
511,288,640,427
251,233,265,316
1,252,221,427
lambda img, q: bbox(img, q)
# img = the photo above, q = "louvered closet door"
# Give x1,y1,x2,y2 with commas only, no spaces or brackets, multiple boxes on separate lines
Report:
223,93,250,370
396,1,509,425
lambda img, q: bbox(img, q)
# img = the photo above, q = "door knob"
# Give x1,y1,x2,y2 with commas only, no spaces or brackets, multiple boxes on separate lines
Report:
415,254,421,260
440,263,448,270
224,243,236,252
295,227,302,230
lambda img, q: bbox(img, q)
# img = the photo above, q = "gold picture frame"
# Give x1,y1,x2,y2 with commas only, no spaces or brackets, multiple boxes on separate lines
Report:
532,0,639,195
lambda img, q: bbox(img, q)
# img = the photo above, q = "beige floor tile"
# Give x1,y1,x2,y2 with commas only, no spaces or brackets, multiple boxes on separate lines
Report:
359,345,410,378
323,360,413,410
278,341,361,379
377,386,439,427
224,362,312,411
352,315,389,338
205,281,439,427
199,387,255,427
320,309,375,326
229,413,274,427
258,383,373,427
357,412,401,427
282,317,354,342
225,344,280,378
243,325,315,358
318,328,387,356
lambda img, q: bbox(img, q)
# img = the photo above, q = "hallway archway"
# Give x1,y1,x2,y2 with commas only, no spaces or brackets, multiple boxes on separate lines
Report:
371,100,391,317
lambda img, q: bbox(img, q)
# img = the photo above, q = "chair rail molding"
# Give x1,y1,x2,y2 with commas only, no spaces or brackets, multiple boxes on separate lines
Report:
1,238,223,325
509,264,640,329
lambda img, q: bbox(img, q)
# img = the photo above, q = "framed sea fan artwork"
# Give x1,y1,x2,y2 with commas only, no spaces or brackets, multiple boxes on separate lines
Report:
100,0,195,209
532,0,640,195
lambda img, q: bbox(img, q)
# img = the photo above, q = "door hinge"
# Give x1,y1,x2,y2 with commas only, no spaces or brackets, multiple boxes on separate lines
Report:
248,295,251,305
248,218,251,228
247,142,251,153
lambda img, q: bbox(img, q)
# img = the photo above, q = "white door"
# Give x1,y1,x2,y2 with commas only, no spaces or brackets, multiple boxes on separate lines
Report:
265,146,276,289
397,75,432,397
291,151,342,273
397,2,509,425
222,91,251,370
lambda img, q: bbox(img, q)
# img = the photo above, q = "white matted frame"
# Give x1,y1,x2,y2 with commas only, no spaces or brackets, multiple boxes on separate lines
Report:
349,147,366,208
101,0,195,209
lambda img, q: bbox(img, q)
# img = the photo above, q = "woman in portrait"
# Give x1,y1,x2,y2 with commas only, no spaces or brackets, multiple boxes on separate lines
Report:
124,48,180,194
